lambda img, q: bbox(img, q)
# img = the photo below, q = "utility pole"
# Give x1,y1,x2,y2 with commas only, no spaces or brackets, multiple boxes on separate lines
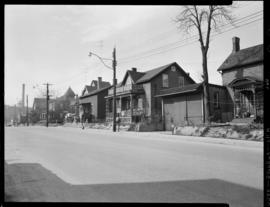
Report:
112,47,117,132
88,47,117,132
43,83,52,127
26,95,29,126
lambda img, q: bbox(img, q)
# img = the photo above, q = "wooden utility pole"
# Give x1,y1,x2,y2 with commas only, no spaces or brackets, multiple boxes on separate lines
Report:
43,83,52,127
26,95,29,126
112,47,117,132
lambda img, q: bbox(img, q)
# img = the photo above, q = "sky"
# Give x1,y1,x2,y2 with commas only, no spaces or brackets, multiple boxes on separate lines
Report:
5,2,263,107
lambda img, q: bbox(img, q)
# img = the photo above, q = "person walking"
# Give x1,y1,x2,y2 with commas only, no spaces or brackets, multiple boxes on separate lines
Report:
81,113,85,130
116,113,121,132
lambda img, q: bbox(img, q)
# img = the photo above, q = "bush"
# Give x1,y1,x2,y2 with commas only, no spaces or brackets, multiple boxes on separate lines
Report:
231,125,250,134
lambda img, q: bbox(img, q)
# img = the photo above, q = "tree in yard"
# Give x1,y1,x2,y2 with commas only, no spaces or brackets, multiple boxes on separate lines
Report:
174,5,235,124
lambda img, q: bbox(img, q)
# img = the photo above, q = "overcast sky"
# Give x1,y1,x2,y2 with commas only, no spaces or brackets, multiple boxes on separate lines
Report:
5,2,263,106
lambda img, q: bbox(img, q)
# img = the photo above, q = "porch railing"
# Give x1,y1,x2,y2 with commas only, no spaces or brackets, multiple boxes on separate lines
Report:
108,84,143,95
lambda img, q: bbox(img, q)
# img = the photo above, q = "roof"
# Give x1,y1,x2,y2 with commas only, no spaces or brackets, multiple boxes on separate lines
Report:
127,70,145,83
136,62,174,84
136,62,195,84
217,44,263,71
85,85,97,93
63,87,75,98
155,83,202,97
33,98,56,108
80,85,112,99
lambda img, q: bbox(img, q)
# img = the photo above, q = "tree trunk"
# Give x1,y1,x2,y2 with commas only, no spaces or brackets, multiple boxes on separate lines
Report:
202,50,210,124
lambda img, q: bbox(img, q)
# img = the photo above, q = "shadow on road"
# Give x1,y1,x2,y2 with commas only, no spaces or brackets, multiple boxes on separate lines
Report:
4,162,263,206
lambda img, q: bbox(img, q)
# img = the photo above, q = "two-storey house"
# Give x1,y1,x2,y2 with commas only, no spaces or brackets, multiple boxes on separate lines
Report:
105,62,196,129
79,77,111,122
217,37,263,122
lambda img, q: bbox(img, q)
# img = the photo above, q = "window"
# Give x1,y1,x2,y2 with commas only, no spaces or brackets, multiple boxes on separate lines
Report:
138,98,143,109
179,76,184,87
214,92,220,108
162,74,169,88
171,66,176,72
108,99,113,112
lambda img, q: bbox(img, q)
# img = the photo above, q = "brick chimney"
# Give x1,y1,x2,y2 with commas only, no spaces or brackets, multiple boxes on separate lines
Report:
132,67,137,72
97,77,102,89
232,37,240,53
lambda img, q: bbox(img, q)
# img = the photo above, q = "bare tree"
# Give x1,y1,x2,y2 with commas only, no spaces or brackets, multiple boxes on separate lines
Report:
174,5,234,124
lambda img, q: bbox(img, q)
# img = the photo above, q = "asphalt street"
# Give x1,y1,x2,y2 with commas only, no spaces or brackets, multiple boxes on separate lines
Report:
5,126,263,204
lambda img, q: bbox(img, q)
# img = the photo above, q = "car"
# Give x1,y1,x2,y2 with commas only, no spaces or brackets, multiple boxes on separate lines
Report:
6,122,12,127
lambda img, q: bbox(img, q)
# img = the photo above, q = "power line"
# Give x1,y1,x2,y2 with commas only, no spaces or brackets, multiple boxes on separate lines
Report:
117,14,262,65
117,10,263,64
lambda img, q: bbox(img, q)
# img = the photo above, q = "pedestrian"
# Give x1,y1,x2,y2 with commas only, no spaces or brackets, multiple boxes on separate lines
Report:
116,113,121,132
81,114,85,130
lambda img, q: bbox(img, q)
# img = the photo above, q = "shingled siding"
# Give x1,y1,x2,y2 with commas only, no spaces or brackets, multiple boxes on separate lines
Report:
221,64,263,86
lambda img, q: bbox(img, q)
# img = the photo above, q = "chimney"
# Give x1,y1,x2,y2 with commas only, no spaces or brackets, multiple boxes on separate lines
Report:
97,77,102,89
232,37,240,53
132,67,137,72
22,84,25,110
186,72,190,76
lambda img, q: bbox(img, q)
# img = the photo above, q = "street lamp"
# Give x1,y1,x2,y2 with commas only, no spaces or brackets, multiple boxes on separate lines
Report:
88,48,117,132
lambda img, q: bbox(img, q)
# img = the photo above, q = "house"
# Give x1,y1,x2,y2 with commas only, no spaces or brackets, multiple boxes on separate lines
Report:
105,62,196,129
31,87,77,123
32,98,56,123
217,37,263,122
156,83,232,130
79,77,111,122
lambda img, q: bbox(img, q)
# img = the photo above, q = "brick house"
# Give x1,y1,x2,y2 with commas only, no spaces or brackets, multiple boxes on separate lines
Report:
105,62,195,129
217,37,263,122
156,83,232,130
79,77,111,122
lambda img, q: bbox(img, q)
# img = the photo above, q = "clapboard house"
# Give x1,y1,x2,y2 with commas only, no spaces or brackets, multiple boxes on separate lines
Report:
217,37,263,123
79,77,111,122
105,62,196,129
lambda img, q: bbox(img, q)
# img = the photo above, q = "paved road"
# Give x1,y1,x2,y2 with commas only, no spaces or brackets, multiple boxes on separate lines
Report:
5,126,263,204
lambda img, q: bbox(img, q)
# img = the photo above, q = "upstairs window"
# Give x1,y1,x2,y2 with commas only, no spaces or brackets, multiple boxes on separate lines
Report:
162,74,169,88
179,76,184,87
138,98,143,109
214,92,220,108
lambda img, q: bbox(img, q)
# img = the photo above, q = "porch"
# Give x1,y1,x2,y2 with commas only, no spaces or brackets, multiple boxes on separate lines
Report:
106,93,145,123
230,77,263,122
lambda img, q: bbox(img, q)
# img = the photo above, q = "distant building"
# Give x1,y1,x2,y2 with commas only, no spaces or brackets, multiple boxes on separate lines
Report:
79,77,111,122
31,87,77,123
217,37,263,122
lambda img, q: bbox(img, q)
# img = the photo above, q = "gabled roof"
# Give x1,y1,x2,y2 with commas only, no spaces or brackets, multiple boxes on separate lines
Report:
63,87,75,98
85,85,97,93
122,70,145,85
217,44,263,71
32,98,56,108
99,81,111,88
136,62,195,84
155,83,202,97
80,85,112,99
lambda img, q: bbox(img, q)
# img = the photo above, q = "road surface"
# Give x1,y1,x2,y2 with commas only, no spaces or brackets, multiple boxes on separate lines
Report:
5,126,263,204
